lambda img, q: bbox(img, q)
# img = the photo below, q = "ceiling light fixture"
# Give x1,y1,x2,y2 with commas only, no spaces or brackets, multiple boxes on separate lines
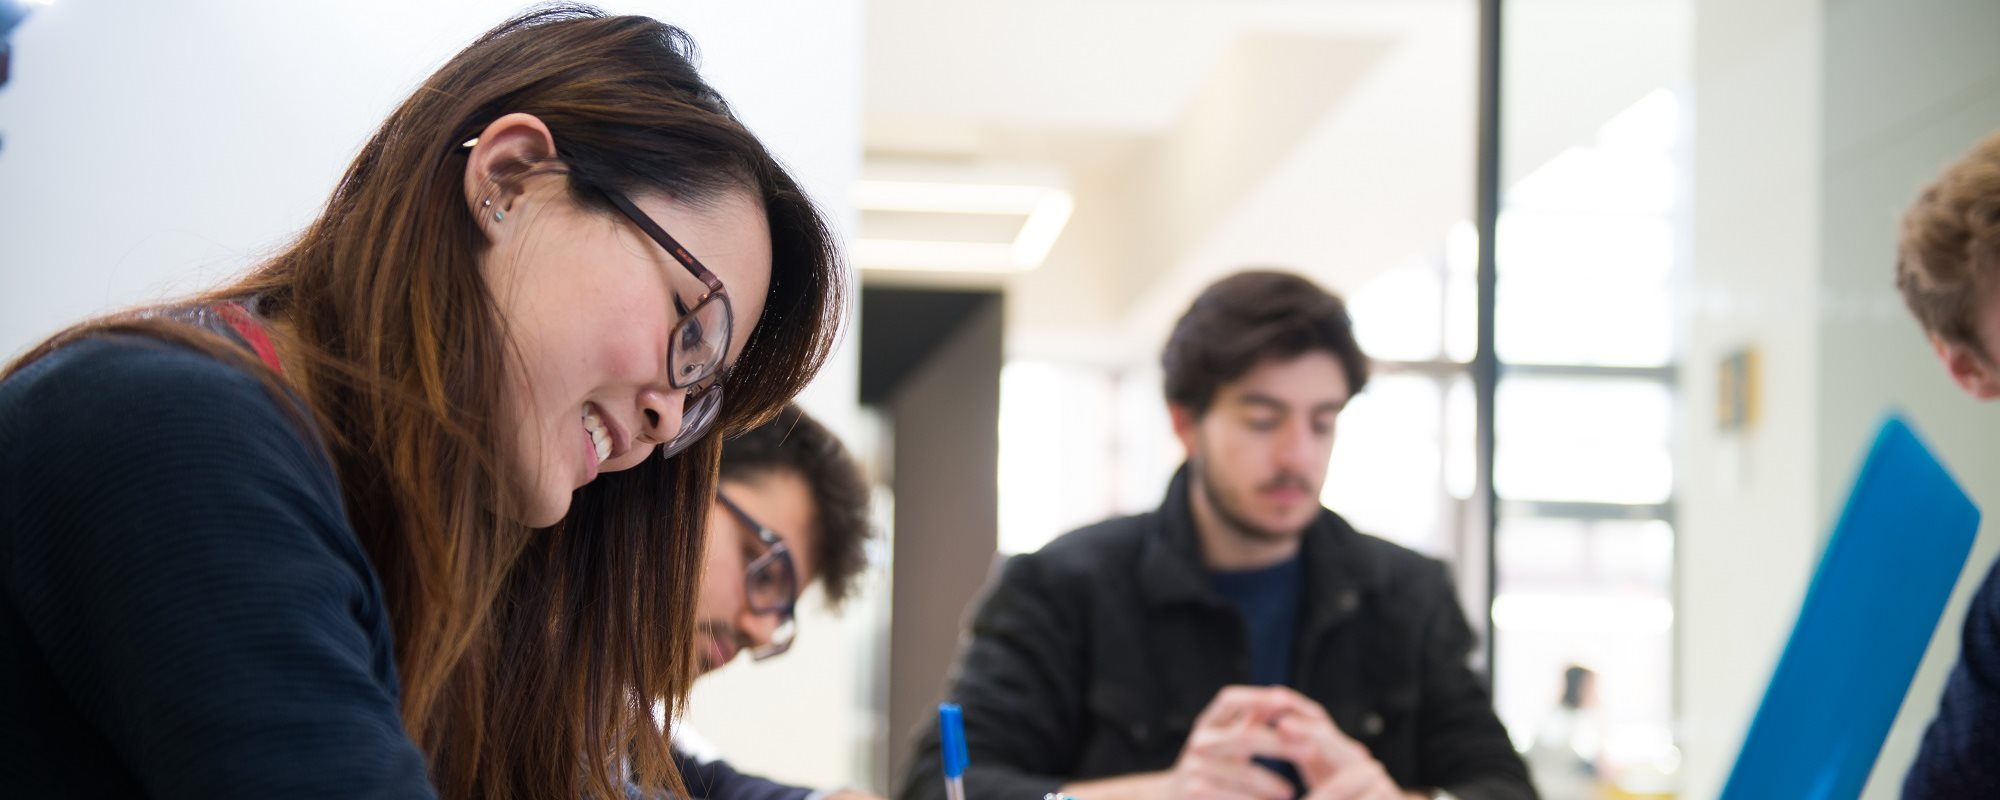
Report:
853,178,1075,274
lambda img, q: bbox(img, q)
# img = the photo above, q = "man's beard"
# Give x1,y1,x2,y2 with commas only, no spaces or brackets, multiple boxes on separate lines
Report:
694,619,739,674
1193,455,1314,543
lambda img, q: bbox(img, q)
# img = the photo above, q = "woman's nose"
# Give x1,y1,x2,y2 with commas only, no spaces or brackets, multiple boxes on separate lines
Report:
635,386,687,447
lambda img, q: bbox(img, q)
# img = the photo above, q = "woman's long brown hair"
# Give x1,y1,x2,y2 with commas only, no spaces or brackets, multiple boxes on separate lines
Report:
3,7,845,799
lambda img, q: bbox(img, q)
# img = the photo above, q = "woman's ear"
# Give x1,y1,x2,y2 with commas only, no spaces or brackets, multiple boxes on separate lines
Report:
462,112,559,242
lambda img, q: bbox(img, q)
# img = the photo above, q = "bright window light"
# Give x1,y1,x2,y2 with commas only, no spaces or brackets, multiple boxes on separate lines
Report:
1492,594,1675,634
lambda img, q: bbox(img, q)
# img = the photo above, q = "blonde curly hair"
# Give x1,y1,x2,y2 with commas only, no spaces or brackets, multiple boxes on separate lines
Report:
1898,131,2000,357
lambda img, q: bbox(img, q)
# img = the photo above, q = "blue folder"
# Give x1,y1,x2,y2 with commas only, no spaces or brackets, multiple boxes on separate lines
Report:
1719,414,1982,798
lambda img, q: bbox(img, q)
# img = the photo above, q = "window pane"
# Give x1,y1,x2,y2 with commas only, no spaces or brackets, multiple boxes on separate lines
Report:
1495,518,1676,794
1496,90,1682,368
1324,373,1446,556
1496,8,1688,795
1445,374,1477,499
1496,210,1674,367
1496,377,1674,505
1444,221,1481,363
1351,260,1445,363
998,362,1118,555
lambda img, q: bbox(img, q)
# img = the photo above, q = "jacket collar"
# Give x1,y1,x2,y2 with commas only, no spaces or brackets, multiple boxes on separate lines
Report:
1138,464,1377,636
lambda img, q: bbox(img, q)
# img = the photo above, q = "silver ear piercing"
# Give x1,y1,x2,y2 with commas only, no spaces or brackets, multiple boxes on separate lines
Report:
483,198,504,222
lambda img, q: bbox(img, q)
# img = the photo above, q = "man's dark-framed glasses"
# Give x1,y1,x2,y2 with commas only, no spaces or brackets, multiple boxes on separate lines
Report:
717,493,799,660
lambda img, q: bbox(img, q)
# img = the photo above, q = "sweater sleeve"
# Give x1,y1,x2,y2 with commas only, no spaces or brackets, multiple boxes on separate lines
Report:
0,337,436,799
672,747,814,800
1905,556,2000,797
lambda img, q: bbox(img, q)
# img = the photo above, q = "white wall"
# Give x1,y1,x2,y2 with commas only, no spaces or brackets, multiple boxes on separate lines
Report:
1680,0,2000,796
1,0,870,790
1677,1,1824,795
0,0,862,360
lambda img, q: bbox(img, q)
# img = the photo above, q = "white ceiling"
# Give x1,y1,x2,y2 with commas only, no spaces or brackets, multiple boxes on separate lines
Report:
867,0,1465,135
862,0,1687,363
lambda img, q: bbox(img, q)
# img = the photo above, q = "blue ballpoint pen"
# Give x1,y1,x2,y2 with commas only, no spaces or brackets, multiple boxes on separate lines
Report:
938,703,969,800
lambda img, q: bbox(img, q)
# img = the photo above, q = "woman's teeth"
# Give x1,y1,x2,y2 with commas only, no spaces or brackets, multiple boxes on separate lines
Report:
582,408,611,463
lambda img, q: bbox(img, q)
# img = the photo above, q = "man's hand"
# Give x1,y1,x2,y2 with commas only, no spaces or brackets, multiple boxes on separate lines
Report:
1263,691,1424,800
1157,686,1312,800
1063,686,1429,800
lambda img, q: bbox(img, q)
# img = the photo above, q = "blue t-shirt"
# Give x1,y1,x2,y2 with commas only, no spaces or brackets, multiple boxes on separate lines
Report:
1209,555,1305,790
1208,555,1304,687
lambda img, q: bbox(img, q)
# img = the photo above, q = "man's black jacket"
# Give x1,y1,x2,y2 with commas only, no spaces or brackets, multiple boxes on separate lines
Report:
897,467,1534,800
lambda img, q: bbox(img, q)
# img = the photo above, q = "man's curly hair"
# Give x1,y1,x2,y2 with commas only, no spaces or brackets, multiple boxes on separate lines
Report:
720,404,872,607
1898,131,2000,358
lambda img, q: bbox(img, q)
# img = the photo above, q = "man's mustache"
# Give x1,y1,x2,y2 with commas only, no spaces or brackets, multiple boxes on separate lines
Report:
1256,473,1313,493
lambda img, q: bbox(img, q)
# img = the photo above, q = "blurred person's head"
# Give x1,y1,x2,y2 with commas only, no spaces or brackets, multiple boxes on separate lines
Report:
1162,270,1369,549
1898,130,2000,400
4,7,846,799
1562,665,1598,710
694,404,872,673
1,3,25,93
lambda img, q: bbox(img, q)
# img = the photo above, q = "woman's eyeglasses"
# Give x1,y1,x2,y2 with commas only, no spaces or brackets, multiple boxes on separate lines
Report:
598,189,733,460
458,138,734,460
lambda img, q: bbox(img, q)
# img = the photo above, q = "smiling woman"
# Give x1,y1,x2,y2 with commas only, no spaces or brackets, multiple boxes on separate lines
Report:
0,6,845,800
466,122,774,526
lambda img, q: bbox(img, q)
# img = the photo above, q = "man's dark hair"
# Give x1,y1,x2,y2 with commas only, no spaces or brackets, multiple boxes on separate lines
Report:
720,403,872,608
1162,269,1370,415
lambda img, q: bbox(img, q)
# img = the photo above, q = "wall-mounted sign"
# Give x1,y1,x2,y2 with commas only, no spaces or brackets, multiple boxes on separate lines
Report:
1717,346,1760,432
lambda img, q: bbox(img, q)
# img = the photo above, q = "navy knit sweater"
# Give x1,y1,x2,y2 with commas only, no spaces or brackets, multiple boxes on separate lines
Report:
0,337,435,797
672,747,811,800
1905,555,2000,797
